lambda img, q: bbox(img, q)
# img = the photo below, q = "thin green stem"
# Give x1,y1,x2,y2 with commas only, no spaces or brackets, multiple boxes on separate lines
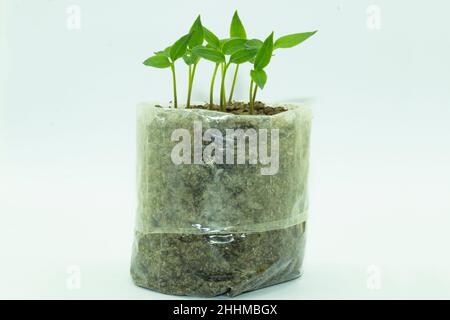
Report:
186,65,192,107
221,81,226,108
192,63,197,84
209,63,219,108
219,65,224,111
170,62,178,108
248,80,253,105
252,85,258,105
228,64,239,104
219,62,230,111
220,64,224,110
249,83,258,115
187,63,197,108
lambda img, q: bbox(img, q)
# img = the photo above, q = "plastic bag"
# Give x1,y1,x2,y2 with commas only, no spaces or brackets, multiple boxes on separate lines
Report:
131,103,311,297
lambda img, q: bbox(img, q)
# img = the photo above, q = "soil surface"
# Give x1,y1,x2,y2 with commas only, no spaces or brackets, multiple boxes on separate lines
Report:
186,101,288,115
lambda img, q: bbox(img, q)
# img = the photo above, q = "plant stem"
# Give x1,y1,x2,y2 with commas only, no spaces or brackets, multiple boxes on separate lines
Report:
249,82,258,115
252,84,258,104
220,64,225,110
170,62,178,108
249,80,254,114
250,85,258,114
187,63,197,108
186,65,192,107
209,63,219,108
219,65,224,111
192,63,197,82
221,81,226,108
249,80,254,103
228,64,239,104
219,62,229,111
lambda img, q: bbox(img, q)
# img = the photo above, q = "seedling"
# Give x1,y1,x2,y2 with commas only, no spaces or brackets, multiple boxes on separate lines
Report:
249,32,274,114
193,12,255,111
249,31,317,113
143,11,316,113
193,27,224,108
184,15,204,108
193,36,255,111
228,11,247,104
143,33,191,108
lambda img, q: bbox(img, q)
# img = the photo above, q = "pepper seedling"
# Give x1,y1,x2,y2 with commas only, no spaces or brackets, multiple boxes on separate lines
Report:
143,12,317,113
193,36,255,111
184,16,204,108
249,32,274,114
227,10,247,104
193,11,254,110
248,31,317,114
143,33,192,108
198,27,224,108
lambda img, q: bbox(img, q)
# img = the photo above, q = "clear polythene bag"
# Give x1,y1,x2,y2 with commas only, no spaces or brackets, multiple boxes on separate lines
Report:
131,103,312,297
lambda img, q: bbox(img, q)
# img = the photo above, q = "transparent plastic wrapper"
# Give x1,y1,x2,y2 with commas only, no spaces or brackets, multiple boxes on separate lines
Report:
131,103,312,297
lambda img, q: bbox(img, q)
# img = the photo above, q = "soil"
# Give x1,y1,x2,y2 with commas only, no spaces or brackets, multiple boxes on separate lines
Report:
131,223,306,297
132,103,311,297
186,101,288,116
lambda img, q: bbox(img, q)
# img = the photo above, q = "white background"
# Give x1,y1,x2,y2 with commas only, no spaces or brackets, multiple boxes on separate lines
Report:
1,0,450,299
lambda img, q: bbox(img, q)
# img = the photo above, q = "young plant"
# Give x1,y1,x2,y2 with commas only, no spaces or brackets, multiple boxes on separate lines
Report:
194,24,255,111
227,10,247,104
221,44,257,110
144,33,191,108
184,16,204,108
249,32,274,114
248,31,317,114
143,12,317,113
199,27,223,108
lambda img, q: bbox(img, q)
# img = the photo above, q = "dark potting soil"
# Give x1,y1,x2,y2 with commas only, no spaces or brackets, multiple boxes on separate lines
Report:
132,102,310,297
186,101,288,115
131,222,306,297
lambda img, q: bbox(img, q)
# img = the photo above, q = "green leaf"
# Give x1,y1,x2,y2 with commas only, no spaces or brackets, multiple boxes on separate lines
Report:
183,51,200,65
251,69,267,89
229,48,258,64
245,39,263,50
222,38,247,55
203,27,220,48
274,31,317,49
230,10,247,39
188,15,204,48
154,46,171,58
219,38,228,50
170,34,191,61
143,55,171,68
192,46,225,63
254,32,274,70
